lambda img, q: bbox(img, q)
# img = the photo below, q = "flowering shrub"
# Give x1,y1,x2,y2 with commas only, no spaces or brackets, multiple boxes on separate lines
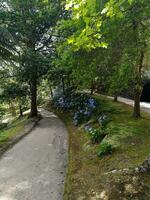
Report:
98,114,111,127
53,90,98,126
53,91,97,110
84,124,93,132
73,109,91,126
87,98,96,109
72,97,97,125
89,128,106,144
97,142,113,157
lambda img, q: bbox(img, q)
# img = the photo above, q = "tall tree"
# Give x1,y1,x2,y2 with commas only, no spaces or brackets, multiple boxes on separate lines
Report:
0,2,16,63
103,0,150,118
6,0,62,117
65,0,150,118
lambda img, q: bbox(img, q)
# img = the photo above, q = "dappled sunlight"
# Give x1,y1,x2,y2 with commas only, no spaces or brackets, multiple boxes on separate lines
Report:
0,196,15,200
0,181,31,200
38,108,58,118
100,190,109,200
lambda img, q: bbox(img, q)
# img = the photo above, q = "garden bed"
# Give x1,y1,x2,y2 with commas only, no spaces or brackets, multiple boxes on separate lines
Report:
47,94,150,200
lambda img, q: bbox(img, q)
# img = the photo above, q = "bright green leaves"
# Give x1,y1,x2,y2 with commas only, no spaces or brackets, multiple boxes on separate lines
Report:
67,18,107,51
66,0,97,19
65,0,108,51
101,0,125,18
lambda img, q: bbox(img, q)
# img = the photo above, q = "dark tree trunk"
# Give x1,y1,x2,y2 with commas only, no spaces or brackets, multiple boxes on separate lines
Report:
90,81,95,95
62,77,65,94
30,78,38,117
133,50,144,119
50,85,53,99
19,105,23,117
114,95,118,102
90,88,94,95
133,89,141,118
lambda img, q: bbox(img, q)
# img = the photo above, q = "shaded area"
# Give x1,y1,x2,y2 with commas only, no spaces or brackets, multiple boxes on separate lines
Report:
141,82,150,102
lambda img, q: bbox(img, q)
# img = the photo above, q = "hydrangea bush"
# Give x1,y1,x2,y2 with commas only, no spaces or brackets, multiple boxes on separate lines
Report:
53,90,97,125
52,90,114,157
98,114,111,128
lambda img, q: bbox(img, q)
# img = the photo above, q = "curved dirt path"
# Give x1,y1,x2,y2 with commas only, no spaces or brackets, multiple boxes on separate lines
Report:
0,109,68,200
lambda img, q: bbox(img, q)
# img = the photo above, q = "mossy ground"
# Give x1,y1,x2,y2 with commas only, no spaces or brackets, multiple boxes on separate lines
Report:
0,116,30,146
48,95,150,200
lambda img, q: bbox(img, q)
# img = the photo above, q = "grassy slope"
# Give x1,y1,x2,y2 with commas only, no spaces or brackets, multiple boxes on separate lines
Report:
49,95,150,200
0,116,30,147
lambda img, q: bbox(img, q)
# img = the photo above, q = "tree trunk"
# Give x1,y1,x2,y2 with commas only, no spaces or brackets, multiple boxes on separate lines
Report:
30,78,38,117
9,102,16,117
50,85,53,99
133,50,144,119
90,81,95,95
114,95,118,102
90,88,94,95
133,89,141,118
19,105,23,117
62,77,65,94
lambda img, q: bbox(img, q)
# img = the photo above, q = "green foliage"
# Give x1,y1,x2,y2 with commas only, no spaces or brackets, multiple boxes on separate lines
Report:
65,0,108,51
1,0,64,117
0,105,5,122
97,142,113,157
1,82,29,101
89,128,106,144
98,115,111,128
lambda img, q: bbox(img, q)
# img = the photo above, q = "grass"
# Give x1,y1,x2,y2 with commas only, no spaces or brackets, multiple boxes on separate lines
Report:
48,95,150,200
0,116,30,146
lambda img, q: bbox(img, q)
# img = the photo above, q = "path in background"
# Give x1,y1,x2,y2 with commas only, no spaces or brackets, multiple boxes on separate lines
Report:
0,109,68,200
107,96,150,114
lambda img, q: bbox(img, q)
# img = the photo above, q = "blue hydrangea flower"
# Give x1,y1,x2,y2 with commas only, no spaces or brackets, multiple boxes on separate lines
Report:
87,98,96,109
84,110,91,117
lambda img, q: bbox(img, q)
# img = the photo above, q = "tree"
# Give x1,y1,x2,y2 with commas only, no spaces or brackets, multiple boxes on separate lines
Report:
65,0,108,51
0,82,29,117
103,0,150,118
6,0,62,117
65,0,150,118
0,2,16,63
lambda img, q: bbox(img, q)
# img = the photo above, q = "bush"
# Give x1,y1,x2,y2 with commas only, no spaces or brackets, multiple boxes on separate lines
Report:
97,142,113,157
98,114,111,128
73,109,91,125
0,123,7,130
89,128,106,144
84,124,93,132
53,90,97,110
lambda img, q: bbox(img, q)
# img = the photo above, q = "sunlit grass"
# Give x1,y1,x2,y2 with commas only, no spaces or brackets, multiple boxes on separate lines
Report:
0,116,29,146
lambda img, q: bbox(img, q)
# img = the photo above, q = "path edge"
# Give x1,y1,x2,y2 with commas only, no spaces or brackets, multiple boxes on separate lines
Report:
0,115,41,158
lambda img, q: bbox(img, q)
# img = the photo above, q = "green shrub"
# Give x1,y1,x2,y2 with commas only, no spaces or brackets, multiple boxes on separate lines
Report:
97,142,113,157
0,123,7,130
98,114,111,128
89,128,106,144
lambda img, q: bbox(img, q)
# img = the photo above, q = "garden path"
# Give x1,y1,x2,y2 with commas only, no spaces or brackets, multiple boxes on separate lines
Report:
107,96,150,114
0,109,68,200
